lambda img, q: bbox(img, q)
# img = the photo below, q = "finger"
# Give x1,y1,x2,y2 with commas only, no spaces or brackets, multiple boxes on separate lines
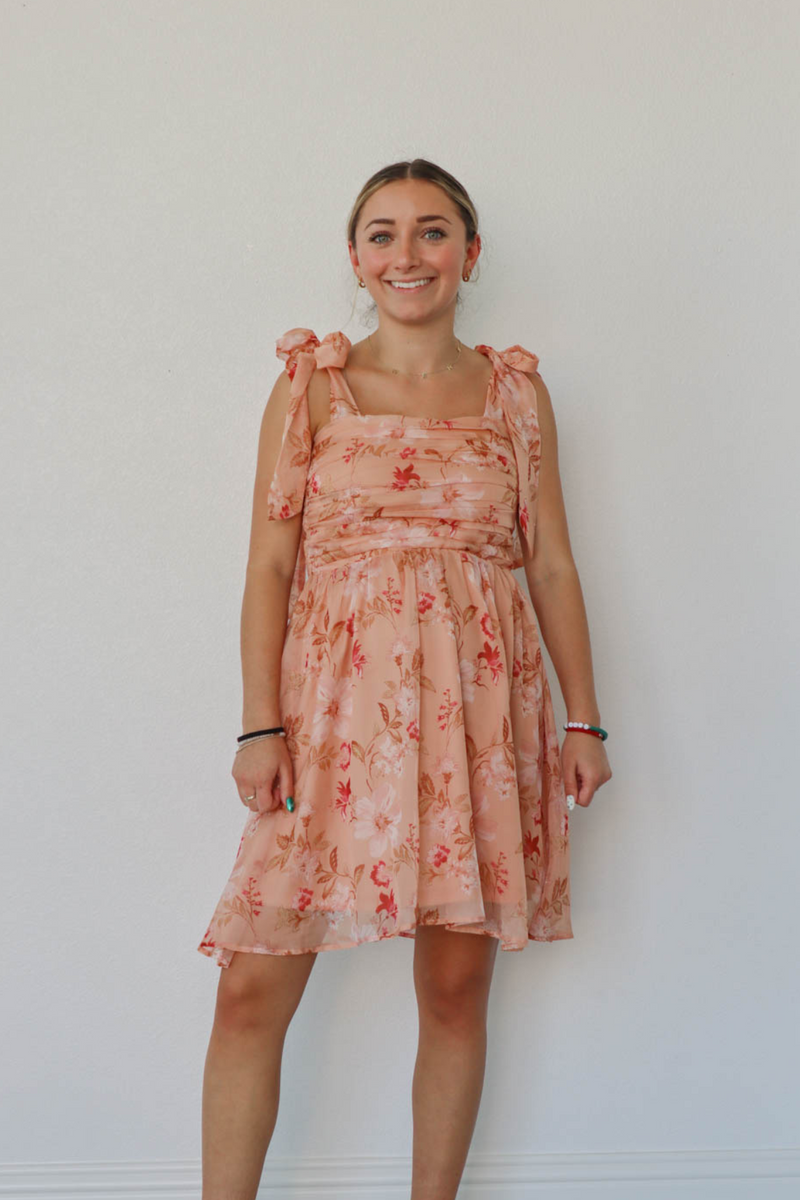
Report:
279,760,295,810
563,766,578,812
238,788,258,812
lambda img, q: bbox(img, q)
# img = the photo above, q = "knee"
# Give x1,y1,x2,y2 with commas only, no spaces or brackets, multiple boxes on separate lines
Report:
213,970,295,1036
415,967,492,1028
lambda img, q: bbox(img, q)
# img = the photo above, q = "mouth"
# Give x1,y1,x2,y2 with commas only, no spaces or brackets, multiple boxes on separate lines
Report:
384,277,435,292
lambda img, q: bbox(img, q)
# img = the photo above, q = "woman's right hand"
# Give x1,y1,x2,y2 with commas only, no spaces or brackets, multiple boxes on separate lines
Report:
231,736,294,814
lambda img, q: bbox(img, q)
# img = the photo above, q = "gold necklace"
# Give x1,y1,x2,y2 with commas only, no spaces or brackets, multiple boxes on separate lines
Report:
368,333,463,380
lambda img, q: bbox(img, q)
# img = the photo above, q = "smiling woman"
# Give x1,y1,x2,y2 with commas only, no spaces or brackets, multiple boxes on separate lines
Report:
198,156,611,1199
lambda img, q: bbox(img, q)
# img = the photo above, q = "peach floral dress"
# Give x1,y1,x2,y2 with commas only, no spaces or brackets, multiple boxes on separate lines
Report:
198,328,573,966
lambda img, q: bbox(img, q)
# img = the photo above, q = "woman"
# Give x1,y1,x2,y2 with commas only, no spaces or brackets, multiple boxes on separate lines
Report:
198,158,612,1199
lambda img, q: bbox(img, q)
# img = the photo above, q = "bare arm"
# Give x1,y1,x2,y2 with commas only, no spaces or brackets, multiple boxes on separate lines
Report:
240,371,303,734
519,370,603,726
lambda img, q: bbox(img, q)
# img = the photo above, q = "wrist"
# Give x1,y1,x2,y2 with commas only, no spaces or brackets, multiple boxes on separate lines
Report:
242,713,283,734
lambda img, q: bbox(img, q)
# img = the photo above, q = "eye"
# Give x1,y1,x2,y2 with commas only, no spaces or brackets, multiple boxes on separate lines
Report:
367,227,447,244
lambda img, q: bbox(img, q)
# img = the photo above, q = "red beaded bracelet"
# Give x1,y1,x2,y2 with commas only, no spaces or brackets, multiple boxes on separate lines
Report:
563,721,607,741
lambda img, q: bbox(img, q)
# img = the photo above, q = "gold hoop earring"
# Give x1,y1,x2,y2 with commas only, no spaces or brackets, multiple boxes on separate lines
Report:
462,272,471,282
358,277,366,288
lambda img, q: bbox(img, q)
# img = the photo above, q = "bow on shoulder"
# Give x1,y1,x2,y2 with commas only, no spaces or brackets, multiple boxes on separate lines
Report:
275,328,351,397
476,343,542,559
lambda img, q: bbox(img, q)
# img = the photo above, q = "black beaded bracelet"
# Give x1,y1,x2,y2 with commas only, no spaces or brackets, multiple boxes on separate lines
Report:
237,726,285,744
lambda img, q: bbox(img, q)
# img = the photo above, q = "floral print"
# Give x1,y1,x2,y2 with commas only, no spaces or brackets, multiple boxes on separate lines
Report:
198,328,572,966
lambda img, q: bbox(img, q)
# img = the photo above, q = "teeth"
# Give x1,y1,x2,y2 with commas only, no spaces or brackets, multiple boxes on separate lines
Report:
388,278,432,289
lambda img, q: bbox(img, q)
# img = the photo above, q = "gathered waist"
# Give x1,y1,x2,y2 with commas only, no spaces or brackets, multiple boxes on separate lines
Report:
305,542,521,579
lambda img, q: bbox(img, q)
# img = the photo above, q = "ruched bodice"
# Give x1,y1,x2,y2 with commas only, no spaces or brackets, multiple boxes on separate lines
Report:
198,327,572,966
267,327,544,612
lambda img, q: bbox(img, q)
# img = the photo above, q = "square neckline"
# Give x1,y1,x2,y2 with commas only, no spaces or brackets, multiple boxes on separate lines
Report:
334,343,498,425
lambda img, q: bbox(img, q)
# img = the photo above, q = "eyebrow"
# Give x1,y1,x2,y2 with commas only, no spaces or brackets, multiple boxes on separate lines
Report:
364,214,453,229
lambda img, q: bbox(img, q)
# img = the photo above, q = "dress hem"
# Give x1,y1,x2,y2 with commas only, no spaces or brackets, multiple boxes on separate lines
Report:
197,921,574,967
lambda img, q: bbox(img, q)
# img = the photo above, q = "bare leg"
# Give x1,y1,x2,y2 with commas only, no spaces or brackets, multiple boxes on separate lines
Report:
201,947,317,1200
410,926,499,1200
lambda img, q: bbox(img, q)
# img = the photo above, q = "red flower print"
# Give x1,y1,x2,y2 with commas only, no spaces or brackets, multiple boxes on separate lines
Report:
522,830,541,859
376,889,398,921
478,640,504,682
352,638,367,677
242,877,264,918
333,775,352,821
428,843,451,868
293,887,314,912
392,463,422,491
370,860,391,888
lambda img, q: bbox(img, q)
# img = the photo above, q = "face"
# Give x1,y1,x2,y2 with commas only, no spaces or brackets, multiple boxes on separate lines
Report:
349,179,480,319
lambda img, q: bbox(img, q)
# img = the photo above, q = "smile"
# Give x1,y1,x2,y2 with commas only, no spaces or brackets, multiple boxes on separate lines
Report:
385,278,435,291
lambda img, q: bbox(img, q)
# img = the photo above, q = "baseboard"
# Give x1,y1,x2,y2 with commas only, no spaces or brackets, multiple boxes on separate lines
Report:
1,1148,799,1199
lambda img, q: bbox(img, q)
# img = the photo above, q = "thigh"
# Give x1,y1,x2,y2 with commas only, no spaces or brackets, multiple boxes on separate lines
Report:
413,926,499,1011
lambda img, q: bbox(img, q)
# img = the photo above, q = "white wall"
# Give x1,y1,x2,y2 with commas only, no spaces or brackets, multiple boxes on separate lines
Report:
3,0,798,1187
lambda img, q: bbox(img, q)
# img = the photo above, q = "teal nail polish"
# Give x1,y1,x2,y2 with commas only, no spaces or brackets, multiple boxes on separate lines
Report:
286,796,295,812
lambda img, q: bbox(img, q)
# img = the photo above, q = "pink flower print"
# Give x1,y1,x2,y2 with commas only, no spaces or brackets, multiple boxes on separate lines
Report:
428,843,451,868
514,743,542,793
352,781,403,856
371,736,408,777
395,684,416,720
392,462,422,491
293,886,314,912
452,856,481,894
406,718,420,741
459,657,479,703
345,611,356,637
418,592,436,615
325,878,352,910
480,748,518,803
398,444,417,459
294,845,322,884
311,672,353,742
433,753,459,784
389,634,413,661
519,673,544,716
472,792,499,843
338,742,352,771
352,639,367,677
478,640,504,683
431,808,460,840
370,859,392,888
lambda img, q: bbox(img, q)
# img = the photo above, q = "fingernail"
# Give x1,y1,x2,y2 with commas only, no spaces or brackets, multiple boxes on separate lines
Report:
566,794,575,810
286,796,295,812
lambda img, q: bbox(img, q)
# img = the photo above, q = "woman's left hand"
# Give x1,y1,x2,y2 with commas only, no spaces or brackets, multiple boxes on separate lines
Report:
561,732,612,809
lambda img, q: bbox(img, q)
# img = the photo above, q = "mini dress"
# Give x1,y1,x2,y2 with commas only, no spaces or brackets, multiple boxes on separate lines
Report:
198,327,573,966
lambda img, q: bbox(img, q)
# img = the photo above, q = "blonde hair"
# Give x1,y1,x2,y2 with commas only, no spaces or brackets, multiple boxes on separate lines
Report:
345,158,480,324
